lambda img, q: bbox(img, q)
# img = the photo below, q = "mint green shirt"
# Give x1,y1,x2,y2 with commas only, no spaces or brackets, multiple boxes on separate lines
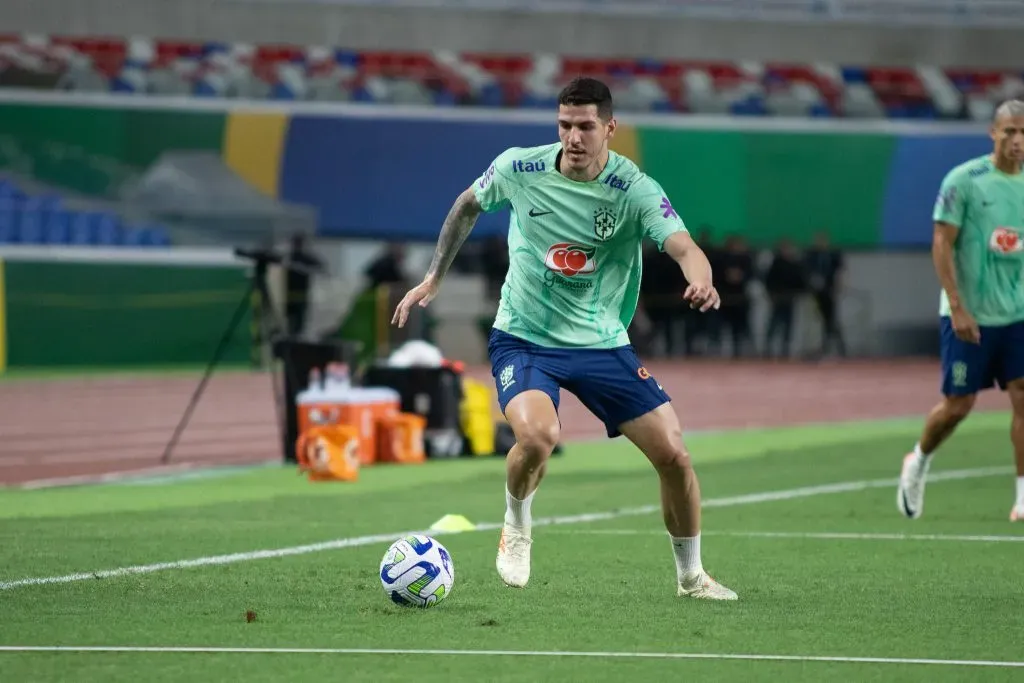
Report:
472,142,687,348
934,154,1024,326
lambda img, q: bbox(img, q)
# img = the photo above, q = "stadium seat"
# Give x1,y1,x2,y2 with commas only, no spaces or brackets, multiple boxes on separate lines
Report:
44,210,71,244
0,33,1020,119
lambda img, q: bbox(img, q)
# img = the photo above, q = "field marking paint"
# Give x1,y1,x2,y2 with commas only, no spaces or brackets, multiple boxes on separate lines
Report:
13,461,279,490
0,645,1020,669
558,529,1024,543
0,465,1010,591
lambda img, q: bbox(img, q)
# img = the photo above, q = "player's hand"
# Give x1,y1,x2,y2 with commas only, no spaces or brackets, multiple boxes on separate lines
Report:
951,306,981,344
391,278,440,328
683,281,720,312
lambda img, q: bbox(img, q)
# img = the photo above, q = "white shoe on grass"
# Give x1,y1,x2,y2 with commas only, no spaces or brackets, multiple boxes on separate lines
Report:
496,525,532,588
897,452,930,519
677,569,738,600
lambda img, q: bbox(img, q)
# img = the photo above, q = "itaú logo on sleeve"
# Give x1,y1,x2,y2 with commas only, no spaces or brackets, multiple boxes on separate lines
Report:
544,242,596,277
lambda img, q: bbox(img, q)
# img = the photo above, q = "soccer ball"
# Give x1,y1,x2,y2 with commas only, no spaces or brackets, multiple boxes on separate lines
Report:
379,534,455,608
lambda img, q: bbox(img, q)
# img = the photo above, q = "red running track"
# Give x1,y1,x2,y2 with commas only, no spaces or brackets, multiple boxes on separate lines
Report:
0,359,1010,486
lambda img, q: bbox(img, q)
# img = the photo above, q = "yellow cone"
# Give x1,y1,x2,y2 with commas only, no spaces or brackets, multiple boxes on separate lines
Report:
429,514,476,533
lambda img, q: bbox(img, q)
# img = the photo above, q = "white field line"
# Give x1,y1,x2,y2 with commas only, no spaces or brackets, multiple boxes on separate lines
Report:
556,530,1024,543
0,646,1021,669
13,460,279,490
0,465,1010,592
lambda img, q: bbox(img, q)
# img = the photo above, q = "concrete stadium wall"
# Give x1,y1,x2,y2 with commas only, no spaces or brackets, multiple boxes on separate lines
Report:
1,0,1019,67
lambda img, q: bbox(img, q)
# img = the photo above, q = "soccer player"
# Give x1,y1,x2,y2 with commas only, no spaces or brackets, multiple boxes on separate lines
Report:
897,99,1024,522
392,77,737,600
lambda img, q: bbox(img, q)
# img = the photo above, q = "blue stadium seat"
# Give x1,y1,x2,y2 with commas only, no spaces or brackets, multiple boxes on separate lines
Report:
94,213,123,246
17,206,45,244
731,96,767,116
202,42,230,57
69,211,97,245
841,66,867,83
433,89,457,106
0,179,25,204
193,79,221,97
478,83,504,107
122,226,145,246
0,200,17,243
352,86,375,103
809,103,833,117
149,226,171,246
270,82,298,100
334,49,360,68
44,210,71,244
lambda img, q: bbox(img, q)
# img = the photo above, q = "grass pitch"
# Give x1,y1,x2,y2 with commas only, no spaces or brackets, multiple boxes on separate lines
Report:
1,413,1022,682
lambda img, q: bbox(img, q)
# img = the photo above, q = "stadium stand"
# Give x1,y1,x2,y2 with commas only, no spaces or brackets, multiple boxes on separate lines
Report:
0,177,171,248
1,34,1022,121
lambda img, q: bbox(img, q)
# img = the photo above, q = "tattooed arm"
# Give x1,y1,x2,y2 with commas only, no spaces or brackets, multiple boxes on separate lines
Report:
424,187,483,284
392,186,483,328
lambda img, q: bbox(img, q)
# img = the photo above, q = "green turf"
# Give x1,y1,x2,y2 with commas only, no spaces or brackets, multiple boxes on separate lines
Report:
1,413,1022,682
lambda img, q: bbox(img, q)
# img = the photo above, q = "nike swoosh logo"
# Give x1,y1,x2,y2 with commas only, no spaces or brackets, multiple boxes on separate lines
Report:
528,208,553,217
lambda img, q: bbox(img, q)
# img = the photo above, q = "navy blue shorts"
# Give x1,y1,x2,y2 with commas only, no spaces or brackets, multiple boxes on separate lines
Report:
939,316,1024,395
487,328,671,438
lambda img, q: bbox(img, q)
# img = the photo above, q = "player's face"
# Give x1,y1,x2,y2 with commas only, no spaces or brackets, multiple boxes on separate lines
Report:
557,104,615,172
991,115,1024,164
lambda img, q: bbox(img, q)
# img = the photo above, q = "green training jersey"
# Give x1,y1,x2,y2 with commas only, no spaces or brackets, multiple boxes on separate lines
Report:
471,142,688,349
934,154,1024,326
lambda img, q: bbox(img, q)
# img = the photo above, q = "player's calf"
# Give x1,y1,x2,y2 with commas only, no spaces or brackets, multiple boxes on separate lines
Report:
899,394,976,519
619,404,738,600
497,391,559,588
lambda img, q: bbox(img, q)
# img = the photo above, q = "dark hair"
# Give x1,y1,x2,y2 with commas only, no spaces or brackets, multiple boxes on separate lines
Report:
558,76,613,120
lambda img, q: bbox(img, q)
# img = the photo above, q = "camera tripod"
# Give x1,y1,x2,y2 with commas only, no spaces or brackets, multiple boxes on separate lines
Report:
159,248,291,465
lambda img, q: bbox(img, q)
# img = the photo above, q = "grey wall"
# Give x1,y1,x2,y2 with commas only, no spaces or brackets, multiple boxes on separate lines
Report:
3,0,1019,67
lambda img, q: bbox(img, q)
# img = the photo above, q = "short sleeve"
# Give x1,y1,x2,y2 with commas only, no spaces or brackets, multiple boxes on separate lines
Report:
634,177,688,250
471,148,519,214
933,168,969,227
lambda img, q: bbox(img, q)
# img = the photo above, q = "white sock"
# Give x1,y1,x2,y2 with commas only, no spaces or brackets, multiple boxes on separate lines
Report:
670,534,702,579
1016,477,1024,508
913,440,937,466
504,486,535,532
913,442,933,465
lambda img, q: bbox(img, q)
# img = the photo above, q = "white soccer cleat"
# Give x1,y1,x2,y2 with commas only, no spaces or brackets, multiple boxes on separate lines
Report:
496,525,532,588
1010,504,1024,522
677,569,738,600
897,452,930,519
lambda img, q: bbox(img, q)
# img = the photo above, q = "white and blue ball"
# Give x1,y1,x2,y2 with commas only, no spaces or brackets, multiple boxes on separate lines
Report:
379,535,455,608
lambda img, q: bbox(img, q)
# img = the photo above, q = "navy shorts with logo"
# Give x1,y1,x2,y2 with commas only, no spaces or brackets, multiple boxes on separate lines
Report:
939,316,1024,395
487,328,671,438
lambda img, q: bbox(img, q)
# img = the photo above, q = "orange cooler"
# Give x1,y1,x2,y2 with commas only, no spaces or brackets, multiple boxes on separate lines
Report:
297,386,400,465
377,413,427,464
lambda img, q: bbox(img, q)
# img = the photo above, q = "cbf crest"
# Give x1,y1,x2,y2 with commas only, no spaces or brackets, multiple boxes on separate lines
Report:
593,206,617,241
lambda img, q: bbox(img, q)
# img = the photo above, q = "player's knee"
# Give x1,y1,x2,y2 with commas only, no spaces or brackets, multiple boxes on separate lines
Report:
514,421,560,460
649,430,692,477
942,394,976,422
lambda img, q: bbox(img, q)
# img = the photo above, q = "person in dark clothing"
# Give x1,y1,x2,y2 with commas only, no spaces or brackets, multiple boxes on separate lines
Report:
478,234,511,342
763,238,806,359
284,233,325,337
716,235,754,357
640,240,686,357
364,243,408,290
682,227,721,355
804,231,846,357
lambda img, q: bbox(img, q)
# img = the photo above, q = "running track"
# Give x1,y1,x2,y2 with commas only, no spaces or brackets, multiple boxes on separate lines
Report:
0,359,1009,486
